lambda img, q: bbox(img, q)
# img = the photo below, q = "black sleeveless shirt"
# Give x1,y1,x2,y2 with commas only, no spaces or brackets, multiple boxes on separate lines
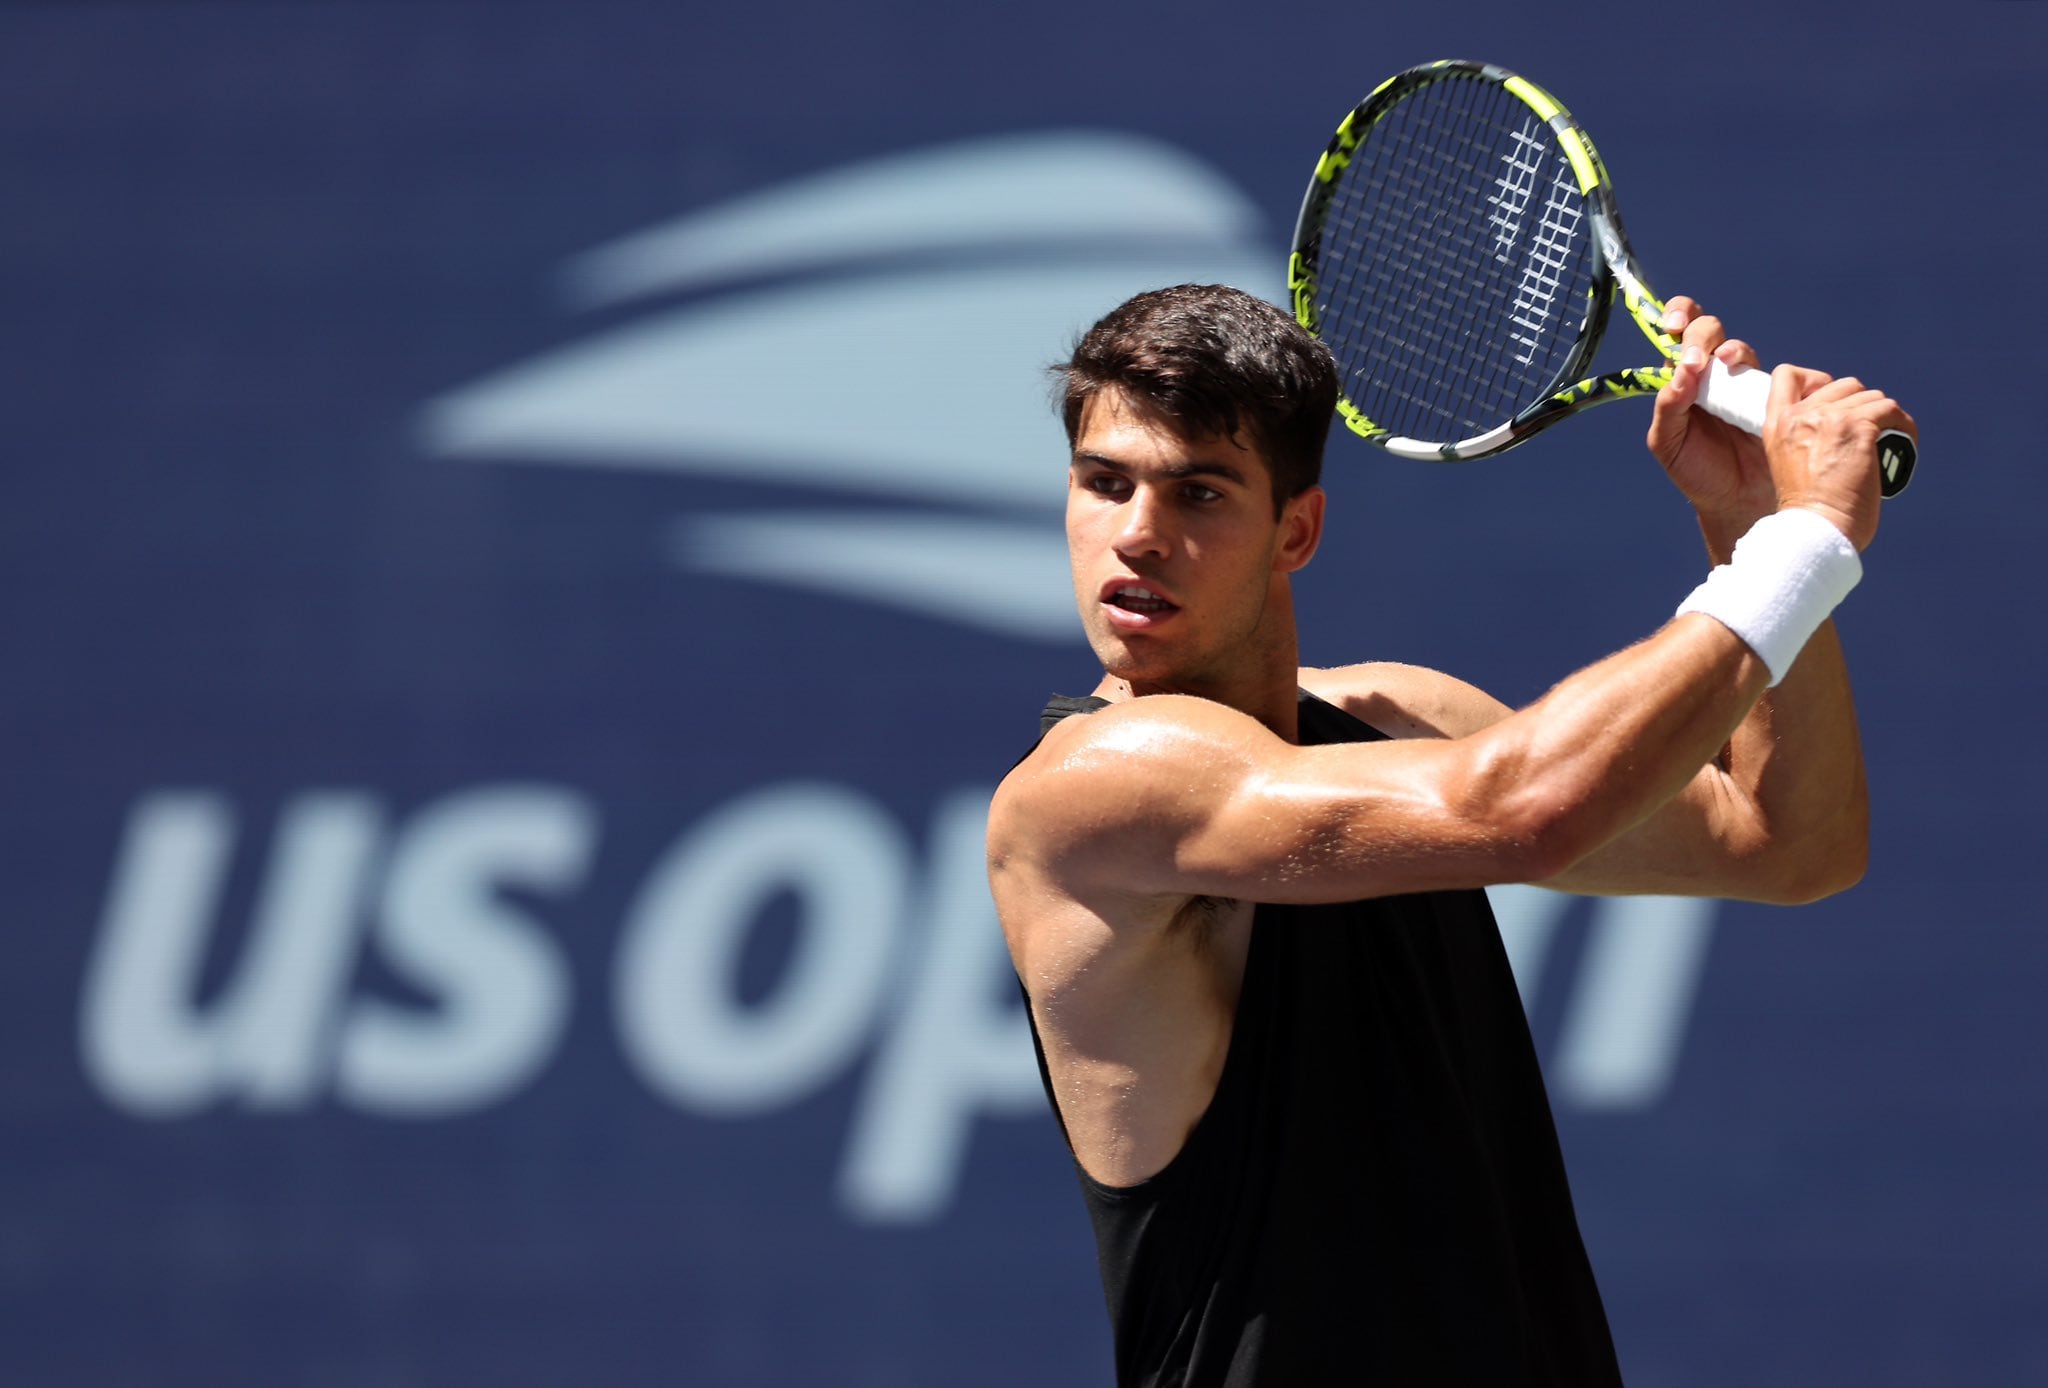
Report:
1025,691,1621,1387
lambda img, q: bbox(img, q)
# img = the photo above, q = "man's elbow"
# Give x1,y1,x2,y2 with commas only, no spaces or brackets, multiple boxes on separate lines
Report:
1441,745,1611,886
1480,782,1614,887
1791,829,1869,903
1757,804,1870,905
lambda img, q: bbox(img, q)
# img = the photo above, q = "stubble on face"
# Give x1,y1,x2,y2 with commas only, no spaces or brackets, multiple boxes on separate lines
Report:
1065,390,1296,703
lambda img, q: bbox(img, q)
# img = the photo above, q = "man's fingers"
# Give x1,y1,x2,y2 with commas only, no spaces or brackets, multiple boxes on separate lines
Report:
1680,313,1727,356
1660,296,1700,335
1648,341,1709,458
1787,377,1913,426
1787,375,1869,408
1769,363,1835,405
1841,390,1917,445
1713,338,1761,373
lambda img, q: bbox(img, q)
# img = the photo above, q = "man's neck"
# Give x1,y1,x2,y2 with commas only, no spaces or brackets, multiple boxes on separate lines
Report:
1088,578,1307,738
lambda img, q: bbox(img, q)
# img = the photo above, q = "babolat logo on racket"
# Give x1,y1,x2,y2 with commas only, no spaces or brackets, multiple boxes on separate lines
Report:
1879,436,1916,495
1486,117,1546,261
415,132,1276,643
1290,58,1921,493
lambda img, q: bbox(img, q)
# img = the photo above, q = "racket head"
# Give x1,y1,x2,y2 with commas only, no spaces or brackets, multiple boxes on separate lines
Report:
1289,60,1631,461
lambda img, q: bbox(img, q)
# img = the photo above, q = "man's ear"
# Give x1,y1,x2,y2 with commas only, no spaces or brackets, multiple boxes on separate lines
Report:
1276,486,1325,573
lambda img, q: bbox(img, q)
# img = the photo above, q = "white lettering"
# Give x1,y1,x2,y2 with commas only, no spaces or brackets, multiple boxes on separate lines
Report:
1554,895,1715,1108
336,786,590,1116
1491,885,1715,1110
78,784,1718,1222
839,789,1041,1223
81,792,381,1116
614,782,905,1113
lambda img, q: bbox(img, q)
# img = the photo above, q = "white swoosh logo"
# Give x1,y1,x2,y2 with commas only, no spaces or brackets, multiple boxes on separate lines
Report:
561,130,1264,307
674,511,1077,643
418,131,1277,642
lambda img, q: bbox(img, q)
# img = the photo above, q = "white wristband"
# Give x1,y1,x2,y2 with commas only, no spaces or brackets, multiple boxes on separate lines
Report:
1674,508,1862,686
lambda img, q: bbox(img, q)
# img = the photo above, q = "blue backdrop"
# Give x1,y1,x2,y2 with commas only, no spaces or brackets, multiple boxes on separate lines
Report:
4,3,2045,1383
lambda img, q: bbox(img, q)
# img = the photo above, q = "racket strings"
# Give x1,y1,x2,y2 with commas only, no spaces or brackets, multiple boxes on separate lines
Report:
1312,74,1598,444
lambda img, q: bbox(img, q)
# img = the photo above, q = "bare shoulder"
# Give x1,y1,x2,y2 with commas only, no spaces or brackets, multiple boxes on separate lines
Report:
987,695,1274,985
989,700,1268,1188
1298,661,1512,740
988,694,1271,870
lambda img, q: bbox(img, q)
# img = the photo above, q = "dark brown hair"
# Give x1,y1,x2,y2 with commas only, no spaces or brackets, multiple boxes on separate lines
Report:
1055,284,1338,510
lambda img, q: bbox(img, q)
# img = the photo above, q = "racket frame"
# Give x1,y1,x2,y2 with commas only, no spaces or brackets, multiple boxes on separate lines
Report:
1290,60,1699,463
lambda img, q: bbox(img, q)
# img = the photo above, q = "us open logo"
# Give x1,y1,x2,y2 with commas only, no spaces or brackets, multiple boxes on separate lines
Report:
80,133,1715,1226
416,131,1277,642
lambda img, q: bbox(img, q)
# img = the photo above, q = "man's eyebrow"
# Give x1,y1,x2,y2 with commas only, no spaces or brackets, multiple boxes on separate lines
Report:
1070,452,1251,486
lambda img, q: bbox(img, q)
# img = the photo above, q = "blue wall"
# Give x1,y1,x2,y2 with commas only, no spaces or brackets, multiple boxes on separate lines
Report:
4,3,2044,1383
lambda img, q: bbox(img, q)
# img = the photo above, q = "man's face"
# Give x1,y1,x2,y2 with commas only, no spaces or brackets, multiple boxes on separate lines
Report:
1066,387,1320,696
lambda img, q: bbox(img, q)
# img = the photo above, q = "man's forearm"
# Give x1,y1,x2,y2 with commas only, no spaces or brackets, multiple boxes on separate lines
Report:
1718,617,1870,898
1698,505,1870,898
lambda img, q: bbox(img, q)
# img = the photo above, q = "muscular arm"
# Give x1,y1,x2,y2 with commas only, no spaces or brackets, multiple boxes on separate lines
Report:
1543,302,1881,901
1296,300,1887,905
1305,639,1864,903
1554,516,1867,901
994,303,1903,922
995,614,1772,910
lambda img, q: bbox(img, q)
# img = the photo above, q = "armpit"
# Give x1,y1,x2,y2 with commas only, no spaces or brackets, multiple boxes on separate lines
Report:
1168,892,1244,944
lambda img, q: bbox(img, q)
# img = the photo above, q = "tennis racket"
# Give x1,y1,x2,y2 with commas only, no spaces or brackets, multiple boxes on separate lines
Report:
1288,59,1916,496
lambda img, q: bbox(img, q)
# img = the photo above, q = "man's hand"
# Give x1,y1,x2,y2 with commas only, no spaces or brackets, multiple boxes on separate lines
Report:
1645,297,1776,545
1648,297,1914,555
1760,366,1908,554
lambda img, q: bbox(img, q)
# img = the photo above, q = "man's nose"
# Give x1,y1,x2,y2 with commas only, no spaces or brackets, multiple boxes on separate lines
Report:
1113,486,1171,558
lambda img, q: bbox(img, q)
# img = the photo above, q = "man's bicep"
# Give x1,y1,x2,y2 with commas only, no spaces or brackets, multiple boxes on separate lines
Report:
1004,697,1543,906
1047,710,1516,902
1173,736,1535,902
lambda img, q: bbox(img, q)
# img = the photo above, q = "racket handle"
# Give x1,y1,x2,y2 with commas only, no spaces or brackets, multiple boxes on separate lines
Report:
1694,357,1770,434
1694,358,1916,498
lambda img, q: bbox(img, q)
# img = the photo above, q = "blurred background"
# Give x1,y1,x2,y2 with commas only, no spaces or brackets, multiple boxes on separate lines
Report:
4,2,2044,1383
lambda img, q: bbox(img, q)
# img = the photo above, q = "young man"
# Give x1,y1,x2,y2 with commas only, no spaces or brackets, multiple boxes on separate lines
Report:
986,284,1909,1385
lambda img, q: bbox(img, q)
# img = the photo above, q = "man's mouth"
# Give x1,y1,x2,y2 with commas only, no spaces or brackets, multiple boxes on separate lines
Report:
1103,582,1178,616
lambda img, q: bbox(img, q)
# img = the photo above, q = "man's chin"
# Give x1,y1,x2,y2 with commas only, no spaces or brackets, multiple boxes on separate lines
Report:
1089,635,1192,691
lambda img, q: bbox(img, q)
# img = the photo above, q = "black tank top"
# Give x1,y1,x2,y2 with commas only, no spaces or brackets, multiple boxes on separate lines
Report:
1026,691,1622,1387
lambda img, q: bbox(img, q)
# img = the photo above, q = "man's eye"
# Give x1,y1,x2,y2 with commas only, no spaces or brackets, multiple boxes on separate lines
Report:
1184,485,1221,503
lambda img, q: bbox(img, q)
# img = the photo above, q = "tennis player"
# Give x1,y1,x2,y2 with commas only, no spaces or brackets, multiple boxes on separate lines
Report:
987,283,1910,1385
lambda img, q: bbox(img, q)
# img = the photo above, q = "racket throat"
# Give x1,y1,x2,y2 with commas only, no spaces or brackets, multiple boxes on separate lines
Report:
1377,423,1516,462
